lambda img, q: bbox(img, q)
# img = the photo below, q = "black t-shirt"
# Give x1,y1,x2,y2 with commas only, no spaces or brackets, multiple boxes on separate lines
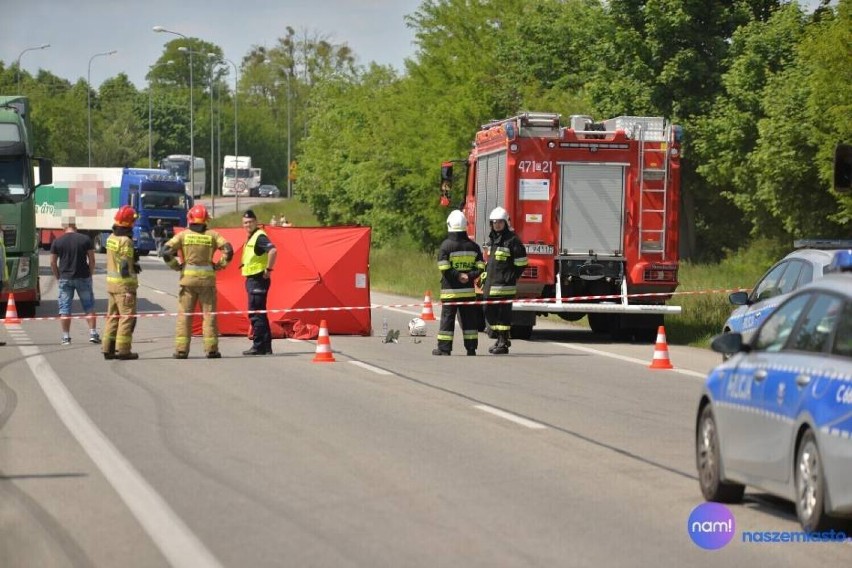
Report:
50,232,94,279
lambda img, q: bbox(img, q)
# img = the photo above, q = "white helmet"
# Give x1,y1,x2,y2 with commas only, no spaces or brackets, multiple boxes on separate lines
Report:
446,210,467,232
408,317,427,336
489,206,510,222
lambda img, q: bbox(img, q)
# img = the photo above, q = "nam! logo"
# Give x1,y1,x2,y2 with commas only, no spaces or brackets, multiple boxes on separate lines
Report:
688,503,735,550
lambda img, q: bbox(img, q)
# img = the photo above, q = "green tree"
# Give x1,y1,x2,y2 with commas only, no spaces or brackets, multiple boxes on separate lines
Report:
695,1,850,241
692,3,806,247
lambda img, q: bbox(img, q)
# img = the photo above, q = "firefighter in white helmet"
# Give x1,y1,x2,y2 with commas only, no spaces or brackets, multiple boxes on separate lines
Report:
433,209,485,356
482,206,528,354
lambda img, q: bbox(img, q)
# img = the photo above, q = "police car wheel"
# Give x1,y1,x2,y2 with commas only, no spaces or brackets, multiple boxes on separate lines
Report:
795,430,830,532
696,405,745,503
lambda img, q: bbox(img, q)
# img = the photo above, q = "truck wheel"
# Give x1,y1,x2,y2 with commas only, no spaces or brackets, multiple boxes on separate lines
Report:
588,313,613,334
634,326,659,343
17,302,37,319
510,324,532,340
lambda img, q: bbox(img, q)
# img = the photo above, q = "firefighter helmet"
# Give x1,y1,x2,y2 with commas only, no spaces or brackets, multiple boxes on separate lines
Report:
489,206,509,222
188,204,210,224
408,317,427,336
446,210,467,232
114,205,137,228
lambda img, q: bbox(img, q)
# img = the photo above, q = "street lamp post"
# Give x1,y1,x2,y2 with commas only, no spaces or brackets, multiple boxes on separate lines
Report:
286,69,292,199
153,26,194,194
213,57,239,213
148,60,174,167
87,49,117,167
207,53,218,215
15,43,50,93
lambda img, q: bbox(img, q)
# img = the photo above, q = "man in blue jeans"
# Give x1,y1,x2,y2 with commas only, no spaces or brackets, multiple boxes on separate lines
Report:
50,215,100,345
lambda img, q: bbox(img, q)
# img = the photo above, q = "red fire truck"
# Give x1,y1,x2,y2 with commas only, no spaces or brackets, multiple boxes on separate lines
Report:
440,112,683,340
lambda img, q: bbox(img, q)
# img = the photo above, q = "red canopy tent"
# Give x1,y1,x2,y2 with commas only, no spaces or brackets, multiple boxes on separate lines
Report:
189,226,372,338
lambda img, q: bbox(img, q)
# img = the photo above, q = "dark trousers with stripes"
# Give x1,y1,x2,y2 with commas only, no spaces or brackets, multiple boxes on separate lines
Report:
436,298,482,353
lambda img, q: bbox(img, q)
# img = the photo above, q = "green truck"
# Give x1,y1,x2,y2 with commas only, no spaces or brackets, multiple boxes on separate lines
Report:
0,96,52,318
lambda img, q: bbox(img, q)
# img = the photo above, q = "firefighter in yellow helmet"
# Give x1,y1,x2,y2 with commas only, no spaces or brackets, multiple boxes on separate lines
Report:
103,206,141,360
162,204,233,358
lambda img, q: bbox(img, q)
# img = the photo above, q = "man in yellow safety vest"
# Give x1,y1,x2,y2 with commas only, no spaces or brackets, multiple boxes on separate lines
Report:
240,209,277,355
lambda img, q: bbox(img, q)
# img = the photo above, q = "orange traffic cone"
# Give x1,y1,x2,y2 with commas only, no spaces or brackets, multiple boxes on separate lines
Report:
3,292,22,325
312,319,336,363
649,325,674,370
420,290,436,321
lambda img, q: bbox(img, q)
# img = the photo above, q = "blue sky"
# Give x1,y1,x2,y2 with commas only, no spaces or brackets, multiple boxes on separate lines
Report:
1,0,423,89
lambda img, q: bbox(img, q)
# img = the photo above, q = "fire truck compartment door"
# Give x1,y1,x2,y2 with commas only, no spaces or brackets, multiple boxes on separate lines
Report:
559,163,625,256
475,150,507,247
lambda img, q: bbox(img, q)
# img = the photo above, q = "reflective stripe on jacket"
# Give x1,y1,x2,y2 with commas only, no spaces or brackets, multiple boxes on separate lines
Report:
105,234,138,292
437,232,484,301
483,228,528,298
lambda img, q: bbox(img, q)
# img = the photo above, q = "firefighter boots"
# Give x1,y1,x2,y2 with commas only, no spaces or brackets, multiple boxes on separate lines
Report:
488,332,510,355
103,341,116,360
116,352,139,360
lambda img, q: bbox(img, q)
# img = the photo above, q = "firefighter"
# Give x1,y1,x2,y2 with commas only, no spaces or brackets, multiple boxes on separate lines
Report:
433,209,485,356
240,209,277,355
162,204,233,359
482,206,528,354
103,206,141,360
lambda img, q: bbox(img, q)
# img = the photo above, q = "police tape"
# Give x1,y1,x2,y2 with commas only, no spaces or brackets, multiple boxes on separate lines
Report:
1,287,749,324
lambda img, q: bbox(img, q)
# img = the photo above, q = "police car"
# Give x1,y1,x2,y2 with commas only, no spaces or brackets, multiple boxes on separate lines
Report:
724,241,852,345
696,251,852,531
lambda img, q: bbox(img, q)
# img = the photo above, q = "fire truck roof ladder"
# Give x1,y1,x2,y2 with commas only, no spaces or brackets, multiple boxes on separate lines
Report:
637,121,671,256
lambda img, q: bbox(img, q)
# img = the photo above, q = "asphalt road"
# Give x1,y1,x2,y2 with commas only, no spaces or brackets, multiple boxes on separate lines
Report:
0,252,849,567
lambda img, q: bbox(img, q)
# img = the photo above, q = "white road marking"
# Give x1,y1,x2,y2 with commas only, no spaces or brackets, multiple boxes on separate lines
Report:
18,341,224,568
349,361,394,375
549,342,706,379
474,405,547,429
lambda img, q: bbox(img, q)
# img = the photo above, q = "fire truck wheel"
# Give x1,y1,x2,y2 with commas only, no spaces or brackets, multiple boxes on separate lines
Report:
510,324,532,340
630,327,658,343
588,313,613,334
